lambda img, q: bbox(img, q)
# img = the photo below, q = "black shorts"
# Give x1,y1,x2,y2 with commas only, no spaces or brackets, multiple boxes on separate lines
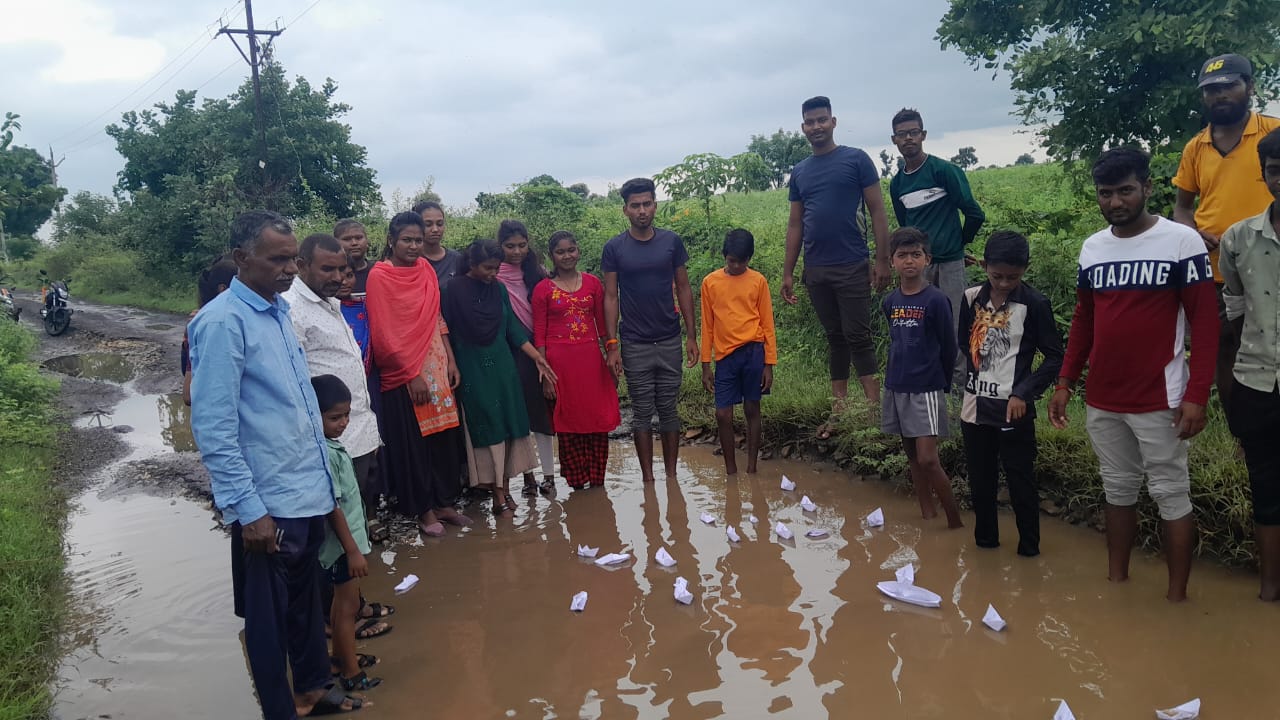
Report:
1227,380,1280,526
327,553,357,585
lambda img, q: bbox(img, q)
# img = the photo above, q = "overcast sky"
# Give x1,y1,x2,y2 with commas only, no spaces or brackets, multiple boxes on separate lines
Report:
0,0,1043,210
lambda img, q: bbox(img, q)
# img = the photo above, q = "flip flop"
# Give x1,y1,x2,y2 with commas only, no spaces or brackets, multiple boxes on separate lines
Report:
358,601,395,619
330,653,379,671
355,618,392,640
305,683,368,715
366,519,389,544
339,671,382,692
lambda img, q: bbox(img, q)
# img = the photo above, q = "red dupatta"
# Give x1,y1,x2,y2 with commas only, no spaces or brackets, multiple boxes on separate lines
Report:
365,258,441,392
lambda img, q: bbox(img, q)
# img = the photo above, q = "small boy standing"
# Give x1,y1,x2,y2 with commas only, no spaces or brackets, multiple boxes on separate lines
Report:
311,374,381,693
701,229,777,474
882,227,963,527
959,231,1063,557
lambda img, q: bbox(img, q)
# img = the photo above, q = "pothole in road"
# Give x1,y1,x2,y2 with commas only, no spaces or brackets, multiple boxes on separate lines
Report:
43,353,137,384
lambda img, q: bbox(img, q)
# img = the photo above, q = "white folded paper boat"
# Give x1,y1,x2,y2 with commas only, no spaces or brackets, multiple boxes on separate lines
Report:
594,552,630,566
865,507,884,527
394,574,419,594
569,590,588,612
982,603,1006,632
1155,698,1200,720
726,526,741,542
1053,700,1076,720
774,521,793,540
655,547,677,567
805,528,829,538
780,475,796,491
576,544,599,558
748,514,759,524
673,577,694,605
699,512,716,525
800,495,817,512
876,580,941,608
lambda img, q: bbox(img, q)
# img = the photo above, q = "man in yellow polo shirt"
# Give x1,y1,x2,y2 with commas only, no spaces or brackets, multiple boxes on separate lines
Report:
1173,53,1280,413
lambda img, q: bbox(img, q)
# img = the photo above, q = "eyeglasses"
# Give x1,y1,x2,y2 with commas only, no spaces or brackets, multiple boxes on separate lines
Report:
893,129,924,139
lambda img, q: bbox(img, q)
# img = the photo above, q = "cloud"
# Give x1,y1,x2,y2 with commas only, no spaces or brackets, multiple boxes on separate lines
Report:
1,0,1041,209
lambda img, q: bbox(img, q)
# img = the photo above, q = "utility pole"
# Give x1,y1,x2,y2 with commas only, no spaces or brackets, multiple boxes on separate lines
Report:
47,145,64,224
217,0,282,207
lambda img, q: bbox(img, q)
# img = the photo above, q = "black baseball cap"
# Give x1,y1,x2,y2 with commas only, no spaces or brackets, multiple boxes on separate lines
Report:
1198,54,1252,88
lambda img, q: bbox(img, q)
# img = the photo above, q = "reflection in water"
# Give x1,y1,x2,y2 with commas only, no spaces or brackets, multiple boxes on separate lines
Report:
56,441,1280,719
42,352,137,383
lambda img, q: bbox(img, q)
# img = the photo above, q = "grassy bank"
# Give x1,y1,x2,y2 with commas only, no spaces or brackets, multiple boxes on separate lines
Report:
0,321,64,719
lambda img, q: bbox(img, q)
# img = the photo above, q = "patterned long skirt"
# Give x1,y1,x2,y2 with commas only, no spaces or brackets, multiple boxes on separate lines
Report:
558,432,609,488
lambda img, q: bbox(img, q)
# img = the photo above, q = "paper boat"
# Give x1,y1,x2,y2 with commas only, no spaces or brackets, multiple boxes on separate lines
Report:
1155,698,1200,720
726,526,741,542
780,475,796,491
655,547,677,567
594,552,630,566
876,580,941,608
699,512,716,525
805,528,829,538
569,591,588,612
748,515,759,524
1053,700,1076,720
774,522,793,540
865,508,884,527
895,563,915,585
800,495,817,512
673,577,694,605
576,544,599,558
982,604,1006,632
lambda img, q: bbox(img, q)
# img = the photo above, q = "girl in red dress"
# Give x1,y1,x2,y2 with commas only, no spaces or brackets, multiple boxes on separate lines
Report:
532,231,622,489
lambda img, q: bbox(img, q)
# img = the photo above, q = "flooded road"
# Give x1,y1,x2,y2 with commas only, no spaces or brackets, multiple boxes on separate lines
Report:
45,324,1278,718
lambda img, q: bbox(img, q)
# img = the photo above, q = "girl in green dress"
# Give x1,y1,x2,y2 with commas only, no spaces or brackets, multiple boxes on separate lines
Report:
443,239,558,517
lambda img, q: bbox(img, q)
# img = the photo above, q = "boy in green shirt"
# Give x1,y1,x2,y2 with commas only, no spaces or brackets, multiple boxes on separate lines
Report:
312,374,381,693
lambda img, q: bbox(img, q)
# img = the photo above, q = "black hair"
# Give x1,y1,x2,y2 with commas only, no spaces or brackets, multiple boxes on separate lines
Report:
1258,127,1280,172
383,211,427,260
892,107,923,129
299,233,343,262
310,374,352,413
546,230,578,278
497,219,546,299
620,177,656,202
459,238,505,275
801,96,832,115
1091,147,1151,186
983,230,1031,268
412,200,444,216
332,218,364,239
230,210,292,252
722,228,755,261
889,226,930,256
197,254,238,307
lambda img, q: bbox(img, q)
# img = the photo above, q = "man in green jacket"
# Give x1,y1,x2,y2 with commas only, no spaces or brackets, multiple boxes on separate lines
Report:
889,107,986,387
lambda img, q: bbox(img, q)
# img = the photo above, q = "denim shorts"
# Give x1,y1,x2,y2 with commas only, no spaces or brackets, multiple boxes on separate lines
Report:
714,342,766,408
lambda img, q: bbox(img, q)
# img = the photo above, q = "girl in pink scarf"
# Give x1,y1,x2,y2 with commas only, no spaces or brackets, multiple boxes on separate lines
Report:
496,220,557,495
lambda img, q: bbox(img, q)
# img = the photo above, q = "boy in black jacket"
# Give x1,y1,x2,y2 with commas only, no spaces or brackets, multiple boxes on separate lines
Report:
959,231,1063,556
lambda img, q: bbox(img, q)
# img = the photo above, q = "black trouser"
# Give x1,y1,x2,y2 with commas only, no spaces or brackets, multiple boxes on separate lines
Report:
962,420,1040,556
242,515,330,720
1227,381,1280,526
803,261,878,381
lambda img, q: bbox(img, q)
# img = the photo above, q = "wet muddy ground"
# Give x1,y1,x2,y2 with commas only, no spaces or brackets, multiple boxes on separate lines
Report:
33,299,1280,719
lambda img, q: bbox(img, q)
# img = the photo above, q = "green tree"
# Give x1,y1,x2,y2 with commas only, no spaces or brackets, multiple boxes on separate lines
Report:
566,182,590,199
731,152,773,192
53,191,121,241
513,181,585,241
411,177,442,206
950,146,979,169
524,174,562,188
0,113,66,239
106,58,379,273
937,0,1280,161
1014,153,1036,166
655,152,776,223
746,129,812,188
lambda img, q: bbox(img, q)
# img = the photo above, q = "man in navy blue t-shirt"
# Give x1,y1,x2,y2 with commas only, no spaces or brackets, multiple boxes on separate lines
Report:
781,95,892,439
603,177,699,483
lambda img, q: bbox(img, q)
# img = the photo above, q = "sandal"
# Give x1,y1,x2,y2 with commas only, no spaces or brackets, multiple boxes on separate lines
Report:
305,682,368,715
503,491,517,512
355,618,392,640
521,476,538,497
339,671,382,692
357,600,395,619
538,476,556,495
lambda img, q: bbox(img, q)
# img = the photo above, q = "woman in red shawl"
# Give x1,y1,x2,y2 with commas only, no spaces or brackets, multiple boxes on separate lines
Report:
366,212,471,536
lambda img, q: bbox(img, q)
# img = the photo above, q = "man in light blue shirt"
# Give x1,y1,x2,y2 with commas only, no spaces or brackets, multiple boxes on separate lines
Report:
191,210,363,717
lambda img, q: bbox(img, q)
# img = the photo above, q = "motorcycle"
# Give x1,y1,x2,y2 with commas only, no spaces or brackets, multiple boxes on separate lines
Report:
38,270,72,336
0,286,18,322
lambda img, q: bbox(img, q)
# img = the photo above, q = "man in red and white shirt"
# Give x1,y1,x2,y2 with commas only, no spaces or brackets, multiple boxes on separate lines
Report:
1049,148,1219,603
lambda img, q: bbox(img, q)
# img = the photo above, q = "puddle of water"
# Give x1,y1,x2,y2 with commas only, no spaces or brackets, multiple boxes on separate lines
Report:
43,352,137,384
145,323,175,331
55,435,1280,718
74,390,195,453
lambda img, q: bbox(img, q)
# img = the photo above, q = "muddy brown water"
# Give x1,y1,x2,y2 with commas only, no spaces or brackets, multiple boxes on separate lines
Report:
51,362,1279,719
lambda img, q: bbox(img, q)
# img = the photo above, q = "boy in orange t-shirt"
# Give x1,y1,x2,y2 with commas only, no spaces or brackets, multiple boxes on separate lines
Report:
700,229,777,474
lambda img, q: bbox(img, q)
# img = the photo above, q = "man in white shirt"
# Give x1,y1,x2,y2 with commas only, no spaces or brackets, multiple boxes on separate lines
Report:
283,233,384,540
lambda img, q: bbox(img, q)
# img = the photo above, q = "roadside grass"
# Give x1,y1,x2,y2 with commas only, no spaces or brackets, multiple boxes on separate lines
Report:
0,321,63,719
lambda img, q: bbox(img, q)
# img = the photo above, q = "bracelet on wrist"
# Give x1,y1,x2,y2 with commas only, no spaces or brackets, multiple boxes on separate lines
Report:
605,338,619,349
